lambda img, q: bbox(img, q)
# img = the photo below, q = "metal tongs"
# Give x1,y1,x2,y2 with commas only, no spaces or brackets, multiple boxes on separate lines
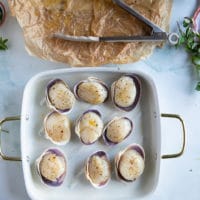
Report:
53,0,179,45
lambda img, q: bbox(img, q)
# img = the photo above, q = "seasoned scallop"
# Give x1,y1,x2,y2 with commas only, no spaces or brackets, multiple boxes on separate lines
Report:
85,151,111,188
36,148,67,187
111,75,141,112
115,144,145,182
46,79,75,114
75,110,104,144
74,77,108,105
44,111,71,145
103,117,133,145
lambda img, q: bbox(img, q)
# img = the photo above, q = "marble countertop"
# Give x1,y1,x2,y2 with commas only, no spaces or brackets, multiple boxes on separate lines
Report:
0,0,200,199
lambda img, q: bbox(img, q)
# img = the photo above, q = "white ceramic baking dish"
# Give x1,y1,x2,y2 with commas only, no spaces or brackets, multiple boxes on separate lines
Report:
0,68,185,200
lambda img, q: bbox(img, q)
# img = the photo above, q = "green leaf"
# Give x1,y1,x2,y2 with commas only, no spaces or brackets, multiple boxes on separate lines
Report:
196,82,200,91
191,43,198,50
0,45,7,50
196,65,200,71
177,21,184,35
188,37,194,44
186,28,194,38
0,36,8,50
183,17,193,27
179,36,185,44
0,46,6,50
3,39,8,43
192,56,200,65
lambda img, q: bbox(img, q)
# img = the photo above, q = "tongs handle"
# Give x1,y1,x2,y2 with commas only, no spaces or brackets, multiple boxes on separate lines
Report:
100,32,168,43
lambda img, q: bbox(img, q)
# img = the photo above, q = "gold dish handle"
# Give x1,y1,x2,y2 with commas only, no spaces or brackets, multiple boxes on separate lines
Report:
161,113,186,159
0,116,21,161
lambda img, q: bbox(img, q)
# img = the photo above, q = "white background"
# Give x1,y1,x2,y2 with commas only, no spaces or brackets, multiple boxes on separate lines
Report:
0,0,200,199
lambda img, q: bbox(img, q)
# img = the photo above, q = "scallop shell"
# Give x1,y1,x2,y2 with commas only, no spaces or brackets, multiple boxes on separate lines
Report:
115,144,145,182
85,151,111,188
111,74,141,112
36,148,67,186
75,110,104,145
46,79,75,114
103,117,133,145
74,77,109,105
44,111,71,145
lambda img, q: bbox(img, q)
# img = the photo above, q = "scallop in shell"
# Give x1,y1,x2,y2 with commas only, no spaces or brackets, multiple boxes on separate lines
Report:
36,148,67,187
111,74,141,112
44,111,71,145
74,77,109,105
115,144,145,182
46,79,75,114
103,117,133,145
85,151,111,188
75,110,104,145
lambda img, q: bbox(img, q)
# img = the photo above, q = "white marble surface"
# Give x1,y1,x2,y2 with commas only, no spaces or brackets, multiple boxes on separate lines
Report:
0,0,200,199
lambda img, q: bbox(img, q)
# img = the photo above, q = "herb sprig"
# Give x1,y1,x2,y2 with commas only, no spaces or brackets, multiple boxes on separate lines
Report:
176,17,200,91
0,37,8,50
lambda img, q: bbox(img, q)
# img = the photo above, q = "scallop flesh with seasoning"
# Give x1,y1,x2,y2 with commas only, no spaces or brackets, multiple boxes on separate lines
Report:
111,74,141,112
74,77,108,105
75,110,104,145
85,151,111,188
103,117,133,145
36,148,67,187
46,79,75,114
44,111,71,145
115,144,145,182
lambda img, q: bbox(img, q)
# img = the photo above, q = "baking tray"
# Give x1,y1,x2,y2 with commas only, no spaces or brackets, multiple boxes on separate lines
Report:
0,68,185,200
